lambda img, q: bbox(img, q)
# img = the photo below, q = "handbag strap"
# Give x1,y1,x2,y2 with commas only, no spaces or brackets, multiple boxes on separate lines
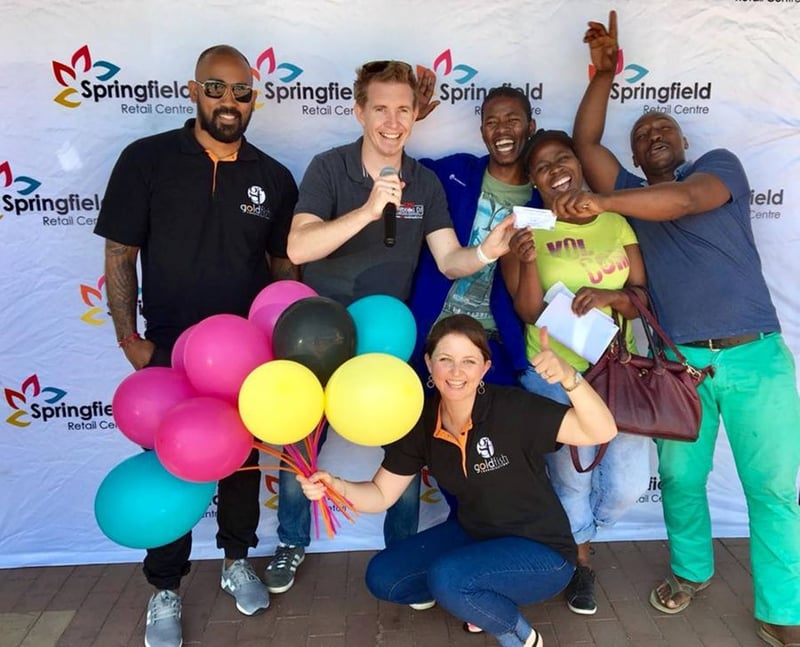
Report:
569,442,609,473
623,288,712,383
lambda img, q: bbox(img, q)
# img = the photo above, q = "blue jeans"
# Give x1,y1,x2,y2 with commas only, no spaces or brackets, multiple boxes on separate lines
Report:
519,366,651,544
365,518,573,645
277,423,421,547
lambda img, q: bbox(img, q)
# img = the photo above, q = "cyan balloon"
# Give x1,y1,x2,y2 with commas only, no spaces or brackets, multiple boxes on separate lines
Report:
347,294,417,361
94,451,216,549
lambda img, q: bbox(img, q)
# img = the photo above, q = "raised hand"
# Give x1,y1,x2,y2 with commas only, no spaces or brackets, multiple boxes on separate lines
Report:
531,326,576,385
551,189,603,220
585,9,619,74
415,65,441,121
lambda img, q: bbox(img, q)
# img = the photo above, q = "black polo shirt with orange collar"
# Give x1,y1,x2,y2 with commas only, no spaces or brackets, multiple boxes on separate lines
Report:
95,119,298,348
382,384,577,564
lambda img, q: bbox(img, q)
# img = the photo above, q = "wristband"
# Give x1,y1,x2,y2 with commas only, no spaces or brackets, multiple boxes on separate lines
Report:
118,332,142,347
476,243,497,265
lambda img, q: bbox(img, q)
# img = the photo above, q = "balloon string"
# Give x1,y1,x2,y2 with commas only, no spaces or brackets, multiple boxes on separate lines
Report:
250,429,358,538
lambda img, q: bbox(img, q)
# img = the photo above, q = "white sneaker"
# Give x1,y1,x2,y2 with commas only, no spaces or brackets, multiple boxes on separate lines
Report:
408,600,436,611
220,559,270,615
144,590,182,647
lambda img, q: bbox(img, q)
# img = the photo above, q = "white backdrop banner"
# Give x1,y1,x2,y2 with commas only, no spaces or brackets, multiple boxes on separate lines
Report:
1,0,798,567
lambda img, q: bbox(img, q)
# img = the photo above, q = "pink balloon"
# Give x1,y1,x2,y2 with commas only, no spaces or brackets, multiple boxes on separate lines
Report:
155,397,254,482
249,301,285,339
171,325,196,373
112,367,197,449
183,314,273,402
248,280,317,319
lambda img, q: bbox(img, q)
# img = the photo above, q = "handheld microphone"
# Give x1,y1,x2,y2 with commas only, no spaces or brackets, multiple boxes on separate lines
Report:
380,166,397,247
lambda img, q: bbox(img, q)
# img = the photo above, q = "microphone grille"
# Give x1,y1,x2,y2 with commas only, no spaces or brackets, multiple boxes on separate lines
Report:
379,166,398,177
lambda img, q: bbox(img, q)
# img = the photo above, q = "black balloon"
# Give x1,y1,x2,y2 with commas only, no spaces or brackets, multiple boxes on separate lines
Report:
271,297,356,386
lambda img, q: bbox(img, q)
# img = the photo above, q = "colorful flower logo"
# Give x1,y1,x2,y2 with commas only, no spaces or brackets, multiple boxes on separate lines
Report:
52,44,121,108
432,49,478,84
79,276,108,326
0,161,41,220
251,47,304,110
4,375,67,427
588,49,648,83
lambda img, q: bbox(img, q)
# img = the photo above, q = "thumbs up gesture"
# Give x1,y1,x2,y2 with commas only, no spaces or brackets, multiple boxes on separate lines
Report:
531,326,575,385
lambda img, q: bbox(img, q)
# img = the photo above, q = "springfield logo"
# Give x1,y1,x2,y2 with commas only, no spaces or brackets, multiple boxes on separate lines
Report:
1,160,101,226
51,44,193,116
473,436,510,474
750,187,784,221
430,49,543,116
80,276,108,326
0,161,41,219
591,49,712,116
254,46,354,117
78,275,143,327
4,374,113,431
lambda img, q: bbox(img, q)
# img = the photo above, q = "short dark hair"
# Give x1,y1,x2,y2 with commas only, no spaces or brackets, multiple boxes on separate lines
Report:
424,315,491,362
195,45,251,77
354,60,417,107
525,128,576,172
480,86,532,121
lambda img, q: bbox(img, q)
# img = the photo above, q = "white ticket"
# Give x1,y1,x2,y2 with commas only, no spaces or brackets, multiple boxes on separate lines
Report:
512,206,557,230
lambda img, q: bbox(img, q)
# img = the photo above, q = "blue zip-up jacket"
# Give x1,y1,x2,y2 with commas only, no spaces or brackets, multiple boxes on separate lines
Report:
408,153,542,386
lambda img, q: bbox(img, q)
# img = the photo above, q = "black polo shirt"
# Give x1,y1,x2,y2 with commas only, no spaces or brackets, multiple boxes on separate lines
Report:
383,385,577,564
95,119,298,348
294,138,452,305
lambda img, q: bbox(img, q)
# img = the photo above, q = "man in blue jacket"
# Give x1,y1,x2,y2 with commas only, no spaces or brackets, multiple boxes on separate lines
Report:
409,86,539,387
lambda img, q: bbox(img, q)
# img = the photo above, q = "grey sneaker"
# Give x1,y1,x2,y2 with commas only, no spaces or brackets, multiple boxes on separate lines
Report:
220,559,270,616
265,544,305,593
144,590,182,647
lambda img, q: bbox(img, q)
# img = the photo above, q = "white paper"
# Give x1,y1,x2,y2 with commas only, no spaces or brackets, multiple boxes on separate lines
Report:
535,284,619,364
512,206,557,230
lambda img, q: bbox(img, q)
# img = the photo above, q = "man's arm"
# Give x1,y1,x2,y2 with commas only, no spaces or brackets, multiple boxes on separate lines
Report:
552,171,731,222
572,10,625,194
104,239,154,369
287,171,403,265
268,256,300,281
425,215,515,279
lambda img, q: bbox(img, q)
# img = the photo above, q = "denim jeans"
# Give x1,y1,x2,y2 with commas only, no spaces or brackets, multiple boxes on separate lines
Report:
519,365,651,544
277,423,421,547
365,518,573,645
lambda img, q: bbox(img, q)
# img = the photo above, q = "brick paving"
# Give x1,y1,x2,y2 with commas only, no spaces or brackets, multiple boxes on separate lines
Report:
0,538,768,647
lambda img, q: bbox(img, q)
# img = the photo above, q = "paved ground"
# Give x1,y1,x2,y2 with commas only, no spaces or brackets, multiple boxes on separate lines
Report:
0,538,770,647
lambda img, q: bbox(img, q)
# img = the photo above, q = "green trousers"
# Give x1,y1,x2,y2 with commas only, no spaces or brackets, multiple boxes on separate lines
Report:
658,333,800,625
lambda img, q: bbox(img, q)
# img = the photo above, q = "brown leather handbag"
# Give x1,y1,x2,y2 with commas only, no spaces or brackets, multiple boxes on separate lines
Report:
570,289,712,473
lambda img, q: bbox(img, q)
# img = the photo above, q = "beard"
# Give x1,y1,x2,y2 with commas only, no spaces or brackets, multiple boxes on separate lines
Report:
197,106,252,144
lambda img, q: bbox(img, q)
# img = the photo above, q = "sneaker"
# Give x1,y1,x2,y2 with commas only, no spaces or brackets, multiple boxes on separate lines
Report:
264,544,305,594
144,590,182,647
408,600,436,611
220,559,270,616
565,565,597,615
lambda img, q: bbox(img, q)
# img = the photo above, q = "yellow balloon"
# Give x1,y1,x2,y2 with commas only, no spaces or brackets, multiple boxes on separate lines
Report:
238,360,324,445
325,353,424,446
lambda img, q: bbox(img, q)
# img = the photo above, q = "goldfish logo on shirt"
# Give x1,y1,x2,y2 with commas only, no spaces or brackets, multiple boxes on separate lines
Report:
473,436,510,474
240,184,270,219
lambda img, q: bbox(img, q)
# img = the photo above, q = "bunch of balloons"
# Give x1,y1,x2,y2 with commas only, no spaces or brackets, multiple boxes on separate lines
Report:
95,282,424,548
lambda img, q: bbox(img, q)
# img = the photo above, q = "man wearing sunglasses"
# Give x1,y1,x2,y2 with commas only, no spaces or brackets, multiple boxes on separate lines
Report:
94,45,298,647
265,60,515,599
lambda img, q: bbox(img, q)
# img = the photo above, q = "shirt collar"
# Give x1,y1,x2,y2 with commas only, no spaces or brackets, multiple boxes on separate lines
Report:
178,118,258,161
344,136,412,186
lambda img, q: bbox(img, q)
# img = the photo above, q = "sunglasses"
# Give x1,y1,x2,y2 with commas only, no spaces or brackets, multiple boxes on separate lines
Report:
361,60,413,74
194,79,254,103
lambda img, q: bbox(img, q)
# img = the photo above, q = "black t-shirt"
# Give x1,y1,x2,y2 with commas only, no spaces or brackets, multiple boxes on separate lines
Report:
94,120,298,347
383,384,577,564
